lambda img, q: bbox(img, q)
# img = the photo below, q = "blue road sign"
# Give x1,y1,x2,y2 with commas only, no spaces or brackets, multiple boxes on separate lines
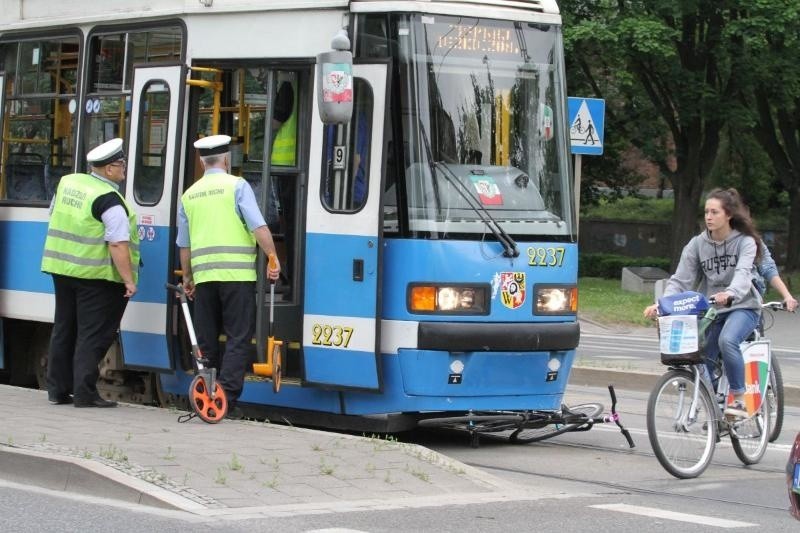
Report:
568,97,605,156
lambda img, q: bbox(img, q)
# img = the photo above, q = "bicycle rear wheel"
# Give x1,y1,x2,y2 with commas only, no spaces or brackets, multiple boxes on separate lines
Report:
730,390,770,464
767,354,784,442
647,369,717,479
510,403,602,444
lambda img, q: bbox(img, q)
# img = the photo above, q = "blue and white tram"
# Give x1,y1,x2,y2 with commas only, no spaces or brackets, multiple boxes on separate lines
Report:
0,0,577,431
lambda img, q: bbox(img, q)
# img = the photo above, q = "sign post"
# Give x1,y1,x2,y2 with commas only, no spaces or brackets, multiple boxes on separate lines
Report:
567,97,605,225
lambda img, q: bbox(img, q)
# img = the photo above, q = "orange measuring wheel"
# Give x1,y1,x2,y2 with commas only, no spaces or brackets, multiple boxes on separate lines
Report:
270,340,283,393
189,374,227,423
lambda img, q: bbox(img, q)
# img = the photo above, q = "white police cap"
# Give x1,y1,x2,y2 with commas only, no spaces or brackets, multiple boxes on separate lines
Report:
86,138,125,167
194,134,232,156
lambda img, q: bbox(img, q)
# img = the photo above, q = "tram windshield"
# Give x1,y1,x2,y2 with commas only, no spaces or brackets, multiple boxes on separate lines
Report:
389,14,573,240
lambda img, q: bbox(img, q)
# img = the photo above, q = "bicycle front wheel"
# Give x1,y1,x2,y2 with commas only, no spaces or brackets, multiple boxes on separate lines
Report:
510,403,603,444
647,369,717,479
767,354,784,442
730,389,771,465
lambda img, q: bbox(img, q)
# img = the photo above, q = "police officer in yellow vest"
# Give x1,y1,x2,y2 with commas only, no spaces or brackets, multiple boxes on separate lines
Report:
41,138,139,408
177,135,280,420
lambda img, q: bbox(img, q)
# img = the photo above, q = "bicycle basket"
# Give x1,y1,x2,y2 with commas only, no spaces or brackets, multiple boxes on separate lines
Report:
657,314,702,365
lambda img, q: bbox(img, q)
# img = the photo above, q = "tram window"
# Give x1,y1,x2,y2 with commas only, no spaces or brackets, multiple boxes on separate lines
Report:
89,27,182,92
321,78,373,212
126,30,182,90
82,26,182,169
355,14,391,58
0,36,79,203
90,34,125,91
81,95,131,166
133,81,170,205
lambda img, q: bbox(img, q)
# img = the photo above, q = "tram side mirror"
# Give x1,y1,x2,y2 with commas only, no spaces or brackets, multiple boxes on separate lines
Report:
317,29,353,124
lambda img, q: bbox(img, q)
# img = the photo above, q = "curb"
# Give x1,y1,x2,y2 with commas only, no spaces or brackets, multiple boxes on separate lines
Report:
571,366,800,407
0,446,205,512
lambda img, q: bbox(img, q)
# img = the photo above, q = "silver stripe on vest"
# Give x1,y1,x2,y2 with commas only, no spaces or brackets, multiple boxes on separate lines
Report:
48,228,140,252
191,246,255,260
47,228,106,245
42,250,113,267
192,261,256,273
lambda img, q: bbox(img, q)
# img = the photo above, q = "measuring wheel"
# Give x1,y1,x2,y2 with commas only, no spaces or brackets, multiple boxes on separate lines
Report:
189,374,227,423
271,343,283,393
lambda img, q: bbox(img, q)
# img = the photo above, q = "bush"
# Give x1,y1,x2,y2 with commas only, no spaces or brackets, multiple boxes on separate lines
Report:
581,196,674,222
579,253,670,279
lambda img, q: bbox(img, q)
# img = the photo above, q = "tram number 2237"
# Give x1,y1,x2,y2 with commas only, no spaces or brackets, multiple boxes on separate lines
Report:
527,246,565,267
311,323,354,348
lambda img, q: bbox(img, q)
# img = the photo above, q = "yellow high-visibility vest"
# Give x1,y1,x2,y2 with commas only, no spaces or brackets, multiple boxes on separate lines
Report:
182,173,256,283
42,173,140,283
271,83,297,166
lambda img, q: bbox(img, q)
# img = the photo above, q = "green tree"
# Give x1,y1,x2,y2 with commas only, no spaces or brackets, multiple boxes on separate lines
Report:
728,1,800,269
563,1,737,267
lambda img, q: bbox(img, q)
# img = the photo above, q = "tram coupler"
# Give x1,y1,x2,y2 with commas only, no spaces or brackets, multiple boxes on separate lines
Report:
607,385,635,448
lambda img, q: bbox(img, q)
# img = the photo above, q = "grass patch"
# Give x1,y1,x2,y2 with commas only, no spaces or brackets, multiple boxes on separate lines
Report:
579,269,800,329
578,277,655,328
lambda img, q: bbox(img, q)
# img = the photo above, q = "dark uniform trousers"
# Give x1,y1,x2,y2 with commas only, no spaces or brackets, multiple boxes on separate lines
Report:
47,274,128,402
193,281,256,406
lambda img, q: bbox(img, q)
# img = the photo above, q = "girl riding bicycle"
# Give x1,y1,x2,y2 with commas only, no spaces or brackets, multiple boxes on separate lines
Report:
644,188,763,419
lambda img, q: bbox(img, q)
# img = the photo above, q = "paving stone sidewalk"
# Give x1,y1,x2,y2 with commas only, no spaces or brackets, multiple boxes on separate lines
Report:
0,386,520,515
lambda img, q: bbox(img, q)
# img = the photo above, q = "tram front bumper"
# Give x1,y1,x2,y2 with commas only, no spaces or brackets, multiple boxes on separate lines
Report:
417,321,579,352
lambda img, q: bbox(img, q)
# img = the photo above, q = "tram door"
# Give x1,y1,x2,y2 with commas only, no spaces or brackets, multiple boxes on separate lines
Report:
119,64,185,369
302,64,387,390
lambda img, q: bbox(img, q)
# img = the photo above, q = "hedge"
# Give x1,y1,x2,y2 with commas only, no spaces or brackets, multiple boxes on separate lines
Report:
579,253,671,279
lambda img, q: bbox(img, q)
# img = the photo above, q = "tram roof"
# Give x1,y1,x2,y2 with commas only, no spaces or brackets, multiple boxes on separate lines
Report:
0,0,560,32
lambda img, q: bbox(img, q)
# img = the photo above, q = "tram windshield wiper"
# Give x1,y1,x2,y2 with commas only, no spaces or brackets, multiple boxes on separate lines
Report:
434,159,520,258
417,124,519,258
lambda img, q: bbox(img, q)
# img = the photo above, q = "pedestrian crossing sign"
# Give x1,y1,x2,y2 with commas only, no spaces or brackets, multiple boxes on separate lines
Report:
568,97,605,156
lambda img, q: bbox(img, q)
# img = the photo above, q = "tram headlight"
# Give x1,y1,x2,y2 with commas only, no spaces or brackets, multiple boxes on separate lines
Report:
408,284,488,314
534,285,577,315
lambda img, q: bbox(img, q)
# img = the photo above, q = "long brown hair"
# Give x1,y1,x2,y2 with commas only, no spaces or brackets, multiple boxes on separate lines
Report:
706,188,762,261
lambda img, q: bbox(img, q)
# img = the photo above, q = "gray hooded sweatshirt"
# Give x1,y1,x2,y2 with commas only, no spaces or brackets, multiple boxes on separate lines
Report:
663,229,762,314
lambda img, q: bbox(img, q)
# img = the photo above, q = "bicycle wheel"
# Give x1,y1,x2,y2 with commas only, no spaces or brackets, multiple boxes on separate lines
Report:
510,403,603,444
647,369,717,479
730,388,770,465
767,354,784,442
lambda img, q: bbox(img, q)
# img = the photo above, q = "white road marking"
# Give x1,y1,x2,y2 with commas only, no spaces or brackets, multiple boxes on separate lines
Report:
590,503,756,528
306,530,370,533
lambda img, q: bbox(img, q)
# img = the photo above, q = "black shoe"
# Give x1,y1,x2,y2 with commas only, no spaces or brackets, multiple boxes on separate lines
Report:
48,394,73,405
74,397,118,408
225,406,244,420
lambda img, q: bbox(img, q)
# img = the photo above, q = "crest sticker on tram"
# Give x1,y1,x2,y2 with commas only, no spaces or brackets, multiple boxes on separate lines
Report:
498,272,526,310
470,176,503,205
